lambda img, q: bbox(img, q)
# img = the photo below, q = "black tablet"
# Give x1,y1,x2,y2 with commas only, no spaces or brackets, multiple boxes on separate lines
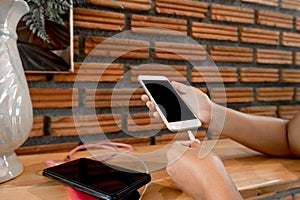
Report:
42,158,151,200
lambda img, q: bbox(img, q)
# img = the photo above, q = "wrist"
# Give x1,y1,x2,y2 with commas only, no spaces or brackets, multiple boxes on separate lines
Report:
207,103,227,134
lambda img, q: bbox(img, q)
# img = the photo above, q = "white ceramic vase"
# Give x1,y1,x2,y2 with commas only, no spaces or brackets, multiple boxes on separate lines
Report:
0,0,33,183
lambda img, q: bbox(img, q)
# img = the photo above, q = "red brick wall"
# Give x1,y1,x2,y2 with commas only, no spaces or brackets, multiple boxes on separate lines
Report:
23,0,300,146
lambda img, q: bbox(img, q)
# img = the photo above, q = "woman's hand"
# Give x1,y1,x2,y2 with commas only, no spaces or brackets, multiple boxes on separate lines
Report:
166,140,243,200
141,82,214,127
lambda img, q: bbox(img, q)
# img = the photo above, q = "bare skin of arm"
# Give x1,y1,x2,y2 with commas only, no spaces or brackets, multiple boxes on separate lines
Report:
142,81,300,199
142,82,300,157
166,140,243,200
212,103,300,157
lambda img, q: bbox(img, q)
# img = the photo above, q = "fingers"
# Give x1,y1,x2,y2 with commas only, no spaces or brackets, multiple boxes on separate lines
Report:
141,94,149,102
141,94,161,119
166,140,201,166
153,111,160,119
190,139,201,148
175,140,193,147
146,101,155,111
141,94,155,111
171,140,200,148
174,140,201,148
167,141,189,165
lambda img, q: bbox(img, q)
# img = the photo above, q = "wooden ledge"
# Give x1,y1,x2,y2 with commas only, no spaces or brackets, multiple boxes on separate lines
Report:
5,139,300,199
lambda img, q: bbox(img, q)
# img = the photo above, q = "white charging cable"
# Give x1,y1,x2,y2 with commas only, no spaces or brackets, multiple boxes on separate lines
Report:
187,130,196,141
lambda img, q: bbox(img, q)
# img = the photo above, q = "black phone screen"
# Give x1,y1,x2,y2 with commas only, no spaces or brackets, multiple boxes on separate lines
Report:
42,158,151,200
142,80,197,122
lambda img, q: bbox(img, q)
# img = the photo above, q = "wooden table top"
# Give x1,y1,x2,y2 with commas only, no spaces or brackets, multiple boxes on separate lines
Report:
1,139,300,200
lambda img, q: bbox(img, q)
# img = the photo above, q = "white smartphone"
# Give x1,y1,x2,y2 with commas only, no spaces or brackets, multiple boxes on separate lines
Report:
138,75,201,132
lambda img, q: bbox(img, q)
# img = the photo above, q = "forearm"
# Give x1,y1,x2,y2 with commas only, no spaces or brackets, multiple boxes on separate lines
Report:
194,154,243,200
210,103,291,156
201,172,242,200
200,162,243,200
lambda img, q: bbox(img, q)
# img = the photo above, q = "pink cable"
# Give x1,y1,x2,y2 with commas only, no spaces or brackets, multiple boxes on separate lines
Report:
45,141,133,167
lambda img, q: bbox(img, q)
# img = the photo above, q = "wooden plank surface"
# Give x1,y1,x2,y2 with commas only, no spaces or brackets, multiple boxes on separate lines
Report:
1,139,300,200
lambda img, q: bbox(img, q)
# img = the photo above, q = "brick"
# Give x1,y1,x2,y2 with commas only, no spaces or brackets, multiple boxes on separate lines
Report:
256,87,294,101
281,0,300,11
73,36,79,55
155,42,207,61
241,0,278,6
85,37,150,59
25,73,47,82
30,88,78,108
239,106,277,117
296,18,300,31
257,10,293,29
211,4,254,24
210,88,254,103
256,49,293,65
282,32,300,47
127,112,165,132
295,52,300,65
88,0,151,11
281,69,300,83
130,65,187,82
296,88,300,101
54,63,124,82
155,0,208,18
86,88,145,108
192,22,238,42
240,27,279,45
280,195,293,200
73,8,124,31
278,105,300,119
51,114,122,136
240,68,279,82
29,117,44,137
131,14,187,35
210,46,253,63
192,67,237,83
